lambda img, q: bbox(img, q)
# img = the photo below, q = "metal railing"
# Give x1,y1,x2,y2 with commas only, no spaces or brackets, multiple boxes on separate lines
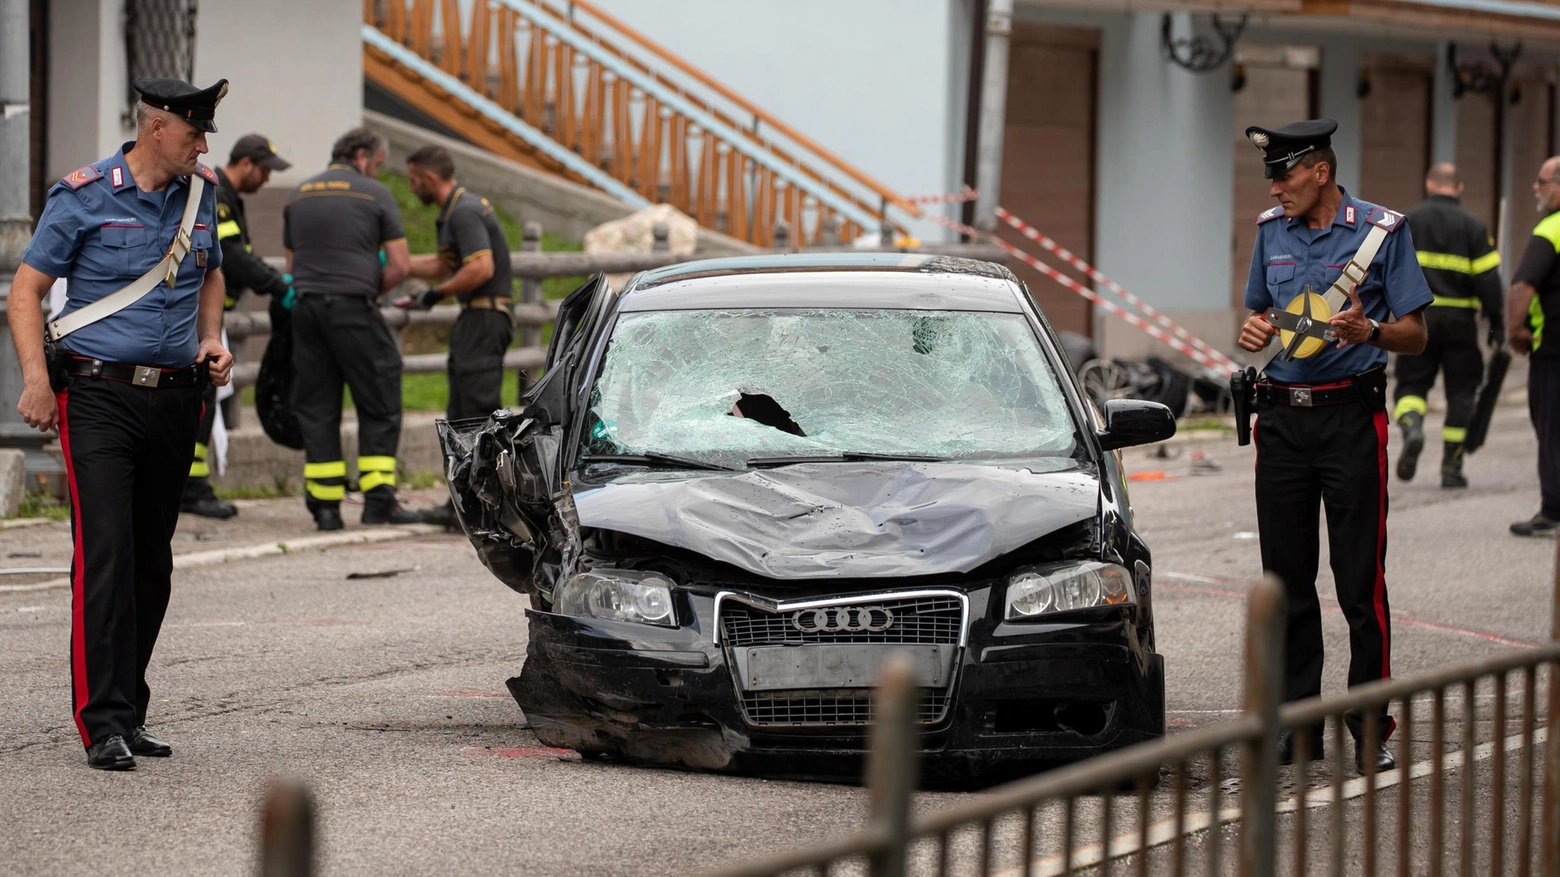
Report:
363,0,921,246
703,549,1560,876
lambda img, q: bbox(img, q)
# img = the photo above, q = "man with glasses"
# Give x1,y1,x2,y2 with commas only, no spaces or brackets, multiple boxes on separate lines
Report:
1507,157,1560,536
1392,162,1504,489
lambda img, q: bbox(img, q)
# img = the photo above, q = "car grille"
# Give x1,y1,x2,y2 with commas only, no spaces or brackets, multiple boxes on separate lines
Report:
720,595,964,647
740,688,951,727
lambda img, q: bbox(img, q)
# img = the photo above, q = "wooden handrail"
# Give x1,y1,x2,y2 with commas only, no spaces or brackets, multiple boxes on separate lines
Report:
547,0,922,218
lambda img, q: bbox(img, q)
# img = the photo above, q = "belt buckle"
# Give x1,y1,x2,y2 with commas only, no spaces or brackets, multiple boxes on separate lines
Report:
1289,387,1313,407
132,365,161,388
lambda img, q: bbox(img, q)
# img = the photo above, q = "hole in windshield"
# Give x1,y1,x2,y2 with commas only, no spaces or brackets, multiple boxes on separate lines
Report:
583,308,1079,468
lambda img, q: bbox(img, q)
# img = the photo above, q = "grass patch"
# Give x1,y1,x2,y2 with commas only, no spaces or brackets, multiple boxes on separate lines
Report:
1178,416,1235,433
17,490,70,520
395,370,527,412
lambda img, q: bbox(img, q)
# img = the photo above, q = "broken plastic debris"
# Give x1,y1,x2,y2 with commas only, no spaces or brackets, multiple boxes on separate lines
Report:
1189,450,1222,475
345,565,422,579
1232,531,1258,540
1127,471,1177,482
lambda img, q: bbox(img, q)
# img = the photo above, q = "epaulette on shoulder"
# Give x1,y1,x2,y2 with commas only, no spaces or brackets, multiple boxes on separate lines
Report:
61,166,101,190
196,162,218,185
1256,206,1284,226
1366,207,1405,232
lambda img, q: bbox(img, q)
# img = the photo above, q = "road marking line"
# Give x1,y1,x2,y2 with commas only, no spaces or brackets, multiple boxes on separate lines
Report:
0,525,442,593
1157,573,1539,648
0,518,58,530
995,728,1548,877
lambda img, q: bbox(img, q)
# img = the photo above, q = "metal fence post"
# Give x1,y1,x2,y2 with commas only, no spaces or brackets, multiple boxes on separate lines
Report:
867,654,918,877
651,222,669,252
259,778,315,877
1240,576,1285,877
1544,537,1560,874
818,215,841,247
518,221,543,395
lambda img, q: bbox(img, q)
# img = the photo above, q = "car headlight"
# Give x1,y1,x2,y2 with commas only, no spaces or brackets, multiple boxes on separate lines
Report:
1004,561,1136,620
554,569,677,627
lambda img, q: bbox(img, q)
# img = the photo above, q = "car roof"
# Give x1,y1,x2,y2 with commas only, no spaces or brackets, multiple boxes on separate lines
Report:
618,253,1028,313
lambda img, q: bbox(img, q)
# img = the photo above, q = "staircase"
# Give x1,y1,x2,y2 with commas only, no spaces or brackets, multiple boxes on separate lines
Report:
362,0,920,247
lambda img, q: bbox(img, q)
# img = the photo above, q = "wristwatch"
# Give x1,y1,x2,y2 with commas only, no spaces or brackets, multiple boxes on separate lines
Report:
1367,318,1381,343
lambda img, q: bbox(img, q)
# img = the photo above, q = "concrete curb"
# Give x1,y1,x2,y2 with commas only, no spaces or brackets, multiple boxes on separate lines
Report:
0,524,442,594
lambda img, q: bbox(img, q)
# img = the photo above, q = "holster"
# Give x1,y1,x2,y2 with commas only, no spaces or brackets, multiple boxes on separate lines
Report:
42,339,69,394
1231,366,1257,446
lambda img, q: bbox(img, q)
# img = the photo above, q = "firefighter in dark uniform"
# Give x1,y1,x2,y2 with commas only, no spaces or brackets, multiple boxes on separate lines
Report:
395,145,515,529
6,78,235,770
180,134,294,519
1508,155,1560,536
284,128,416,530
1237,119,1432,774
1392,162,1503,489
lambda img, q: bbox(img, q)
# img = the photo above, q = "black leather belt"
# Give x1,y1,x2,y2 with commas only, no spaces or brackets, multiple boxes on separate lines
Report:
1255,365,1388,410
67,357,202,389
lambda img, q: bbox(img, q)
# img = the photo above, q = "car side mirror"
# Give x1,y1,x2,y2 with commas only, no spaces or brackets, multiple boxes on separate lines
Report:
1097,399,1177,451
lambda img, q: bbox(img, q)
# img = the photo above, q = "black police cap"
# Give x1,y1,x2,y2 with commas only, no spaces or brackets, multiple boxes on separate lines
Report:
134,77,229,133
1245,118,1338,179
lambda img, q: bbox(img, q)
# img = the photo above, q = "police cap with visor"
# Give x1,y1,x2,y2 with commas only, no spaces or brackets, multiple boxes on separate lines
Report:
134,77,229,133
1245,118,1338,179
229,133,291,171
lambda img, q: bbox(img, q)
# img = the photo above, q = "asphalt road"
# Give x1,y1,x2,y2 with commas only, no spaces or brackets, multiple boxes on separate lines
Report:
1,369,1554,876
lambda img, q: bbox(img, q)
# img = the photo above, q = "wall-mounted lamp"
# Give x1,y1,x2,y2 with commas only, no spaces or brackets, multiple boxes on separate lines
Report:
1231,62,1248,93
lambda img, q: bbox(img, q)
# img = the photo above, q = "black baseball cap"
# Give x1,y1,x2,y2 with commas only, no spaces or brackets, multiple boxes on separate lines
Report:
1245,118,1338,179
229,134,291,171
135,77,228,133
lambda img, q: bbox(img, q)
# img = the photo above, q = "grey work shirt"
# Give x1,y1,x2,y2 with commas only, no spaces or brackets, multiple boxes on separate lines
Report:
436,186,513,303
283,163,405,298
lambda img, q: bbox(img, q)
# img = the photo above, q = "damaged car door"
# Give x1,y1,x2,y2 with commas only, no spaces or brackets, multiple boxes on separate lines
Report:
437,274,612,596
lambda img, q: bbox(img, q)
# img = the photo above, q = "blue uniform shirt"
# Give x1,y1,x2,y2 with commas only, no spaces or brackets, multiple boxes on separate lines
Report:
22,142,223,368
1243,187,1432,384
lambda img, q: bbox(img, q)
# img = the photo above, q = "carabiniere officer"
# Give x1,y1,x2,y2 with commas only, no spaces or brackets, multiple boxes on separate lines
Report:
6,78,235,770
1236,119,1432,775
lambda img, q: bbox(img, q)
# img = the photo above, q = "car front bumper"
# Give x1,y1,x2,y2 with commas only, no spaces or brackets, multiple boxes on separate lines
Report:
510,588,1164,777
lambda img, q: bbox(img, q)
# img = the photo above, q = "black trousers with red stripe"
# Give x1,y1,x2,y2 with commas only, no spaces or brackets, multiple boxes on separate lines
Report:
57,375,202,747
1255,376,1394,740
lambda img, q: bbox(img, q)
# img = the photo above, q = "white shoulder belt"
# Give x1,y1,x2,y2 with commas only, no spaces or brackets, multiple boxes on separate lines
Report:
1260,219,1391,370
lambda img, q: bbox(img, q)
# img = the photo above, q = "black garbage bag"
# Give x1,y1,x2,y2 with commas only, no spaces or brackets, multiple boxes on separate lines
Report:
255,299,305,450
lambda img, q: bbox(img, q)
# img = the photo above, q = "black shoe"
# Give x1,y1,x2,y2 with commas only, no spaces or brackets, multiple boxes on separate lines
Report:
86,735,136,771
1356,738,1396,774
181,479,238,519
418,501,460,532
362,486,421,525
128,726,172,757
1440,441,1467,489
1511,514,1560,537
313,505,344,531
1396,411,1424,482
1441,469,1469,489
1277,728,1324,765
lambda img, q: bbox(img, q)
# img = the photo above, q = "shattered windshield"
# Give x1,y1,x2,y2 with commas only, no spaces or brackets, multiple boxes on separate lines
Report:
582,308,1078,467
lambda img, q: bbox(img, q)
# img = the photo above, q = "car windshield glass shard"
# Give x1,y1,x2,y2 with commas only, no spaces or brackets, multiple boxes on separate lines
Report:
579,452,740,471
586,309,1077,466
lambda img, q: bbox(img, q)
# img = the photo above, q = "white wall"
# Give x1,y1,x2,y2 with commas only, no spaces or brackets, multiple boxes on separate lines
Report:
588,0,964,241
46,0,130,177
1317,38,1363,194
1093,13,1234,316
193,0,362,187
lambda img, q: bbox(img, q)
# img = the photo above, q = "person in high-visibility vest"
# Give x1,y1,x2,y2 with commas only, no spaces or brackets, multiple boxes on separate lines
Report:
181,134,294,519
1508,156,1560,537
1392,163,1503,489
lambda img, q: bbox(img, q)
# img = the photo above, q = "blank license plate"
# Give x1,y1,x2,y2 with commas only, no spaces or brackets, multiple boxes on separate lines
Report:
737,644,950,692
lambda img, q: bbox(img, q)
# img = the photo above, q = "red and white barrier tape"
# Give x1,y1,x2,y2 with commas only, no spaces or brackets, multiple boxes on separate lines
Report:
993,206,1235,369
904,186,980,205
921,210,1238,372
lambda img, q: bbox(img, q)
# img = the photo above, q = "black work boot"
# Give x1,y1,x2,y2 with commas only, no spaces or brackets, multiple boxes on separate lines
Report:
361,485,421,525
181,477,238,519
1511,513,1560,537
307,498,344,531
1277,726,1325,765
1396,410,1424,482
1440,441,1468,489
418,499,460,532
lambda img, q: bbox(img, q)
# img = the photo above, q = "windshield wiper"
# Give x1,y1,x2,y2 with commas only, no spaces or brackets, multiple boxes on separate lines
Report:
579,452,740,472
745,451,947,468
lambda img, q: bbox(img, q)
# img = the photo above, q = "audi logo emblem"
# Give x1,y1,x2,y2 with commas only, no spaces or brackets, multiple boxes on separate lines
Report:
791,606,895,633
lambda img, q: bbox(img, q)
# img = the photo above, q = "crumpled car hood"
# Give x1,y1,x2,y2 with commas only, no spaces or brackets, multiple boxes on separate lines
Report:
572,459,1099,579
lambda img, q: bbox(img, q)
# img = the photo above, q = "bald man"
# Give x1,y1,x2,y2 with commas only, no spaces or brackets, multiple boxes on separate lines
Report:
1508,156,1560,536
1394,162,1504,488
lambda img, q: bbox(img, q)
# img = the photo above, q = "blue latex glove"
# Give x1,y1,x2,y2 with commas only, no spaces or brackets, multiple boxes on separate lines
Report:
281,273,296,311
379,250,387,267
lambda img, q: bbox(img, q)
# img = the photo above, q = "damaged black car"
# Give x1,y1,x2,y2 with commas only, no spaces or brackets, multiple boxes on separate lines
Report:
438,253,1175,779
